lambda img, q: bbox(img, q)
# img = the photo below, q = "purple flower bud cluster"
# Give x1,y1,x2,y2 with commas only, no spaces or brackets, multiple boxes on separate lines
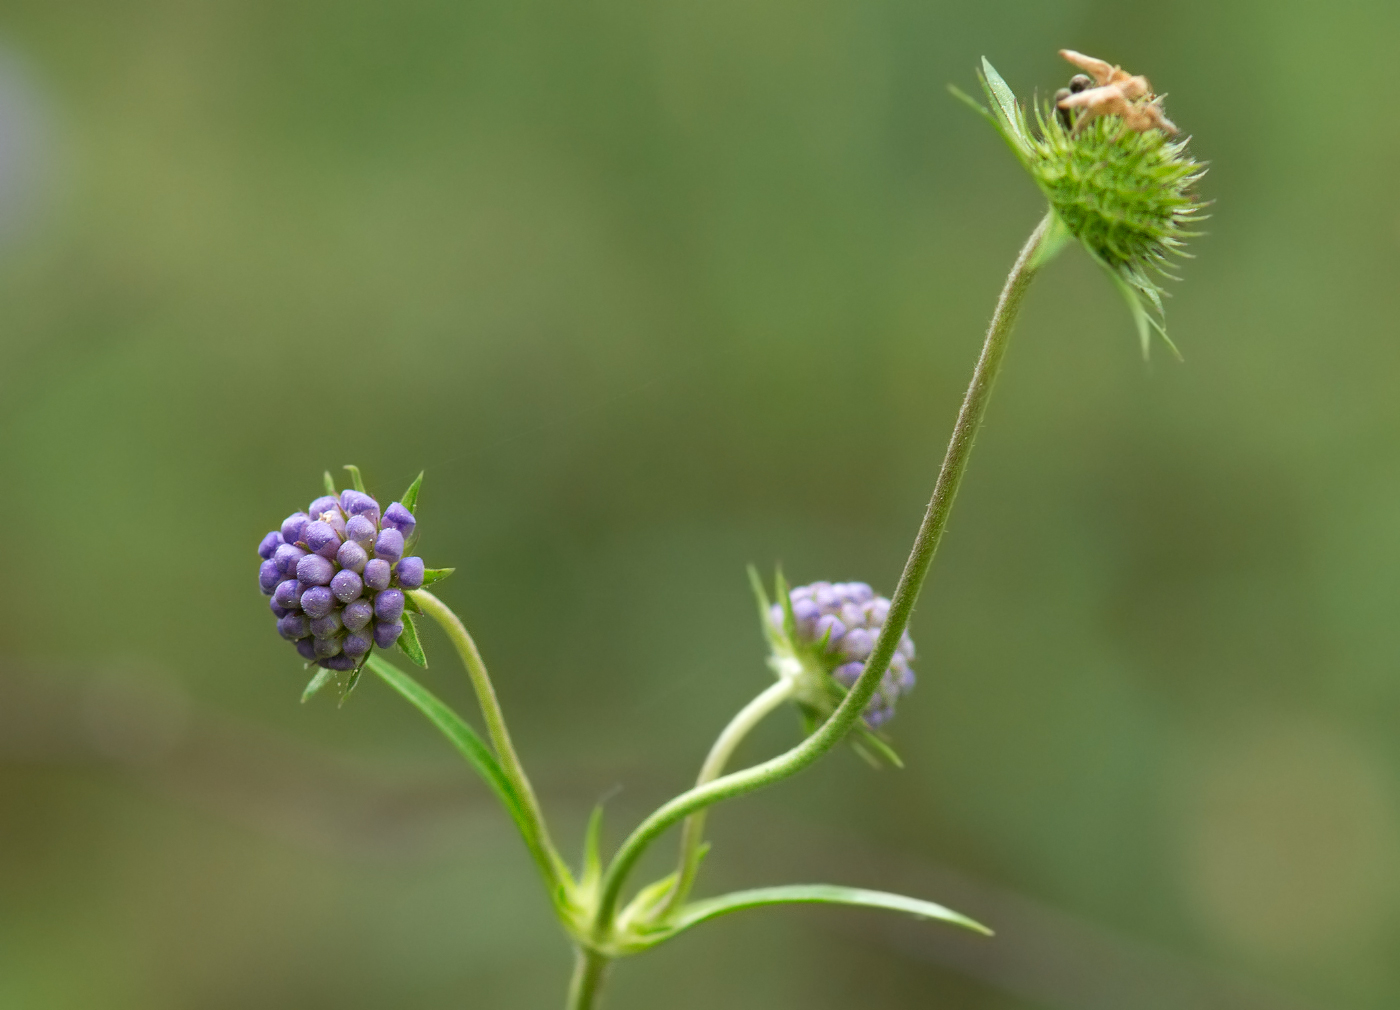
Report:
769,581,915,729
258,489,426,670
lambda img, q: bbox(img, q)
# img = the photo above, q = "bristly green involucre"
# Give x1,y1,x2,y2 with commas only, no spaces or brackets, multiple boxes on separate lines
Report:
953,57,1206,356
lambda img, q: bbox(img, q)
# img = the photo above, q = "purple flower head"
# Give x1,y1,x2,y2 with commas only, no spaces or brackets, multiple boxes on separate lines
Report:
262,472,439,678
302,521,342,560
395,557,424,590
363,558,391,592
330,569,364,603
374,620,404,649
382,502,415,539
374,528,404,563
344,514,377,547
342,598,374,632
296,553,335,587
769,579,918,730
258,531,283,560
281,512,309,546
374,589,405,623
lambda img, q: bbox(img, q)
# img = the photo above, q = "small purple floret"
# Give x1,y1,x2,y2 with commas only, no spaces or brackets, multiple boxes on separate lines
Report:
258,531,283,559
258,559,281,594
296,553,335,587
278,614,310,641
337,540,368,574
308,496,341,521
303,520,342,560
363,558,391,591
273,579,302,610
374,620,404,649
345,514,377,547
395,557,425,590
310,612,343,638
374,589,405,622
382,502,416,538
319,654,356,671
273,543,307,575
373,528,404,563
295,638,317,661
313,636,343,659
343,632,372,658
300,586,335,619
330,569,364,603
342,598,374,632
281,512,309,545
341,490,380,522
270,602,290,619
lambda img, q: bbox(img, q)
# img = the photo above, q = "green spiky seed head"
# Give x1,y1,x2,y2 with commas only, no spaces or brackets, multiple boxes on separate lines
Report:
952,56,1206,355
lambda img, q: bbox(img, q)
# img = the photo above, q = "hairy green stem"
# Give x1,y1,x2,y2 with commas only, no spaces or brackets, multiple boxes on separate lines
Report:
411,589,568,892
566,947,610,1010
592,212,1054,937
659,677,798,918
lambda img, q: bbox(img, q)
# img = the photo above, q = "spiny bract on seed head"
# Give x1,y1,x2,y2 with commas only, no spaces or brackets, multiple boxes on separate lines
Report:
952,55,1206,356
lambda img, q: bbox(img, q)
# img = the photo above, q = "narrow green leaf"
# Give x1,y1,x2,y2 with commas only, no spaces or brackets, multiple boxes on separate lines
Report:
747,565,783,651
364,654,524,824
403,592,423,615
400,471,424,514
396,613,428,668
301,667,334,703
338,665,362,705
672,884,991,938
775,568,796,641
580,804,605,888
322,470,337,496
620,871,680,928
979,57,1028,149
852,726,904,768
420,567,455,587
342,464,367,493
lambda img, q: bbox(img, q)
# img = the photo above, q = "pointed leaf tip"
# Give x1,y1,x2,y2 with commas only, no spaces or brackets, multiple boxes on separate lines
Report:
396,612,428,668
322,471,337,496
343,465,367,493
401,471,424,514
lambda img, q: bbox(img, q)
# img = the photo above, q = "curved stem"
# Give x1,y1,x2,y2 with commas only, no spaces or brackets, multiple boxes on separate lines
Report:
658,677,797,918
566,948,610,1010
411,589,569,893
592,211,1054,936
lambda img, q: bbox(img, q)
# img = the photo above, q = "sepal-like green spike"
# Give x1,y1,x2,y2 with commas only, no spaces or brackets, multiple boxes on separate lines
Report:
301,666,335,703
580,805,605,889
396,613,428,668
343,464,367,493
322,470,337,496
400,471,425,514
420,567,455,587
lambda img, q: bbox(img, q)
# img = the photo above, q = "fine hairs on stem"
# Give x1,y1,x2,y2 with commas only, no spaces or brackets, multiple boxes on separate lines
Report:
258,51,1203,1010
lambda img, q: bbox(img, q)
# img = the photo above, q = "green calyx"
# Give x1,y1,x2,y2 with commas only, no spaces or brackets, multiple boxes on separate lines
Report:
953,58,1206,356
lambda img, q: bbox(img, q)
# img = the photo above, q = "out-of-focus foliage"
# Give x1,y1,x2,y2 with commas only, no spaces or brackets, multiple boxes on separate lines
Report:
1,0,1399,1007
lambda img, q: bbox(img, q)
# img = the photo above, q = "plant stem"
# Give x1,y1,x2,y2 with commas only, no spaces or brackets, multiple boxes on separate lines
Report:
659,677,798,918
592,211,1055,936
411,589,568,892
566,947,610,1010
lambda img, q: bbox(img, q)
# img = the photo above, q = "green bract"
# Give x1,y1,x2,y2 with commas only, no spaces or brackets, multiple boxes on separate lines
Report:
954,58,1206,355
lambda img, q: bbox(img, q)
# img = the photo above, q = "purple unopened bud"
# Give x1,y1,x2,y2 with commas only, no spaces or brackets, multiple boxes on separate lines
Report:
833,661,864,687
319,654,356,671
270,602,290,619
337,540,368,573
897,634,915,660
839,628,874,661
310,612,343,638
813,614,846,649
308,496,341,521
364,558,391,591
374,620,404,649
313,636,343,659
278,614,311,641
381,502,416,538
330,569,364,603
273,579,302,610
320,509,346,537
345,514,377,547
342,632,372,658
295,638,317,661
273,543,307,575
300,586,335,619
395,557,424,590
258,531,283,559
374,589,405,622
258,559,281,594
342,598,374,632
303,521,342,560
341,490,381,525
281,512,309,546
296,553,335,587
374,528,404,563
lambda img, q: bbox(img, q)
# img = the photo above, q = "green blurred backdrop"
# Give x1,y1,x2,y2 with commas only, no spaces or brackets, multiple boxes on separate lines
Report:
1,0,1398,1007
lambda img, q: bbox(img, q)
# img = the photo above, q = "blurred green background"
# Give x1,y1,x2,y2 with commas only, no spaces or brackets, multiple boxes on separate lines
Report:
2,0,1398,1007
